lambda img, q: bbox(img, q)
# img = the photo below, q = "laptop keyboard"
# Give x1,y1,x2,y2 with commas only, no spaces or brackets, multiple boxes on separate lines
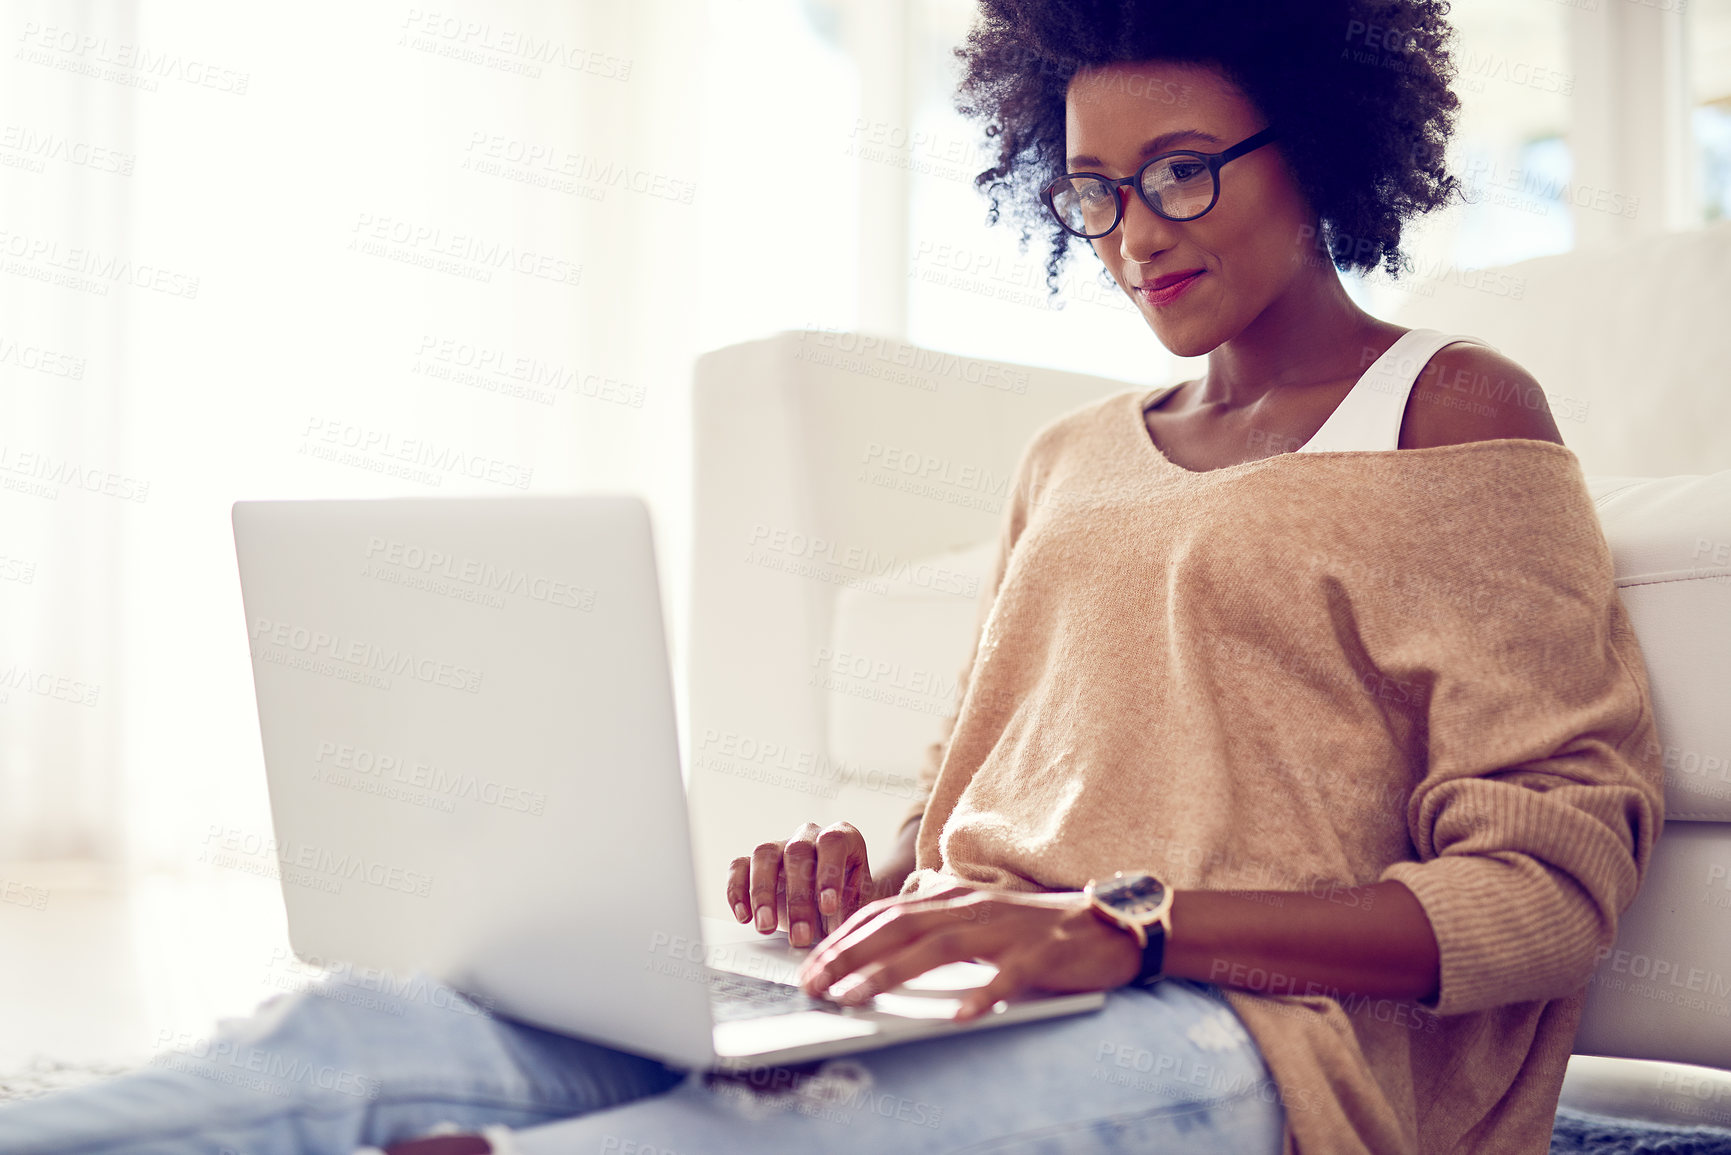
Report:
704,966,840,1022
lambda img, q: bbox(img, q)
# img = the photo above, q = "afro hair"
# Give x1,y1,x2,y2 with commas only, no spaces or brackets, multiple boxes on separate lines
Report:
953,0,1465,297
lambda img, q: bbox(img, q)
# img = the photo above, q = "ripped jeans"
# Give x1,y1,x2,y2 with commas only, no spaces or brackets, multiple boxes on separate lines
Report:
0,971,1285,1154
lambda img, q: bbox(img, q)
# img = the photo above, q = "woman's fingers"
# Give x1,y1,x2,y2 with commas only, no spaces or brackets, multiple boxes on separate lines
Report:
781,824,822,947
954,957,1026,1022
811,892,897,956
817,884,976,951
814,823,867,934
797,898,958,994
829,927,982,1005
747,840,784,933
798,888,1011,994
725,857,752,923
815,881,970,950
790,889,1111,1017
729,821,869,944
838,864,866,930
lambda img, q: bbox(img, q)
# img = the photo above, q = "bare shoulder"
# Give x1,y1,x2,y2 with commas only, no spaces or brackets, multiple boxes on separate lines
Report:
1399,342,1566,450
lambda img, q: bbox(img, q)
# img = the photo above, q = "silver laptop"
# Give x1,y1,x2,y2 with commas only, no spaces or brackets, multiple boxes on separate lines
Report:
230,494,1103,1071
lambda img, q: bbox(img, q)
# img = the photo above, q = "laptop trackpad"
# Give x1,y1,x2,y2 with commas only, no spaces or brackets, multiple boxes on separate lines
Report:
713,1012,878,1059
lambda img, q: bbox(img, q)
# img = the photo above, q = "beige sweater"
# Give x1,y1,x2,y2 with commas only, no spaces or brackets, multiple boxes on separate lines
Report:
900,388,1665,1154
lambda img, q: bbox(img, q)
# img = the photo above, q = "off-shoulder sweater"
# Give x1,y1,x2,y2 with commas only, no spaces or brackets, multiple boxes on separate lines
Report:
900,387,1666,1154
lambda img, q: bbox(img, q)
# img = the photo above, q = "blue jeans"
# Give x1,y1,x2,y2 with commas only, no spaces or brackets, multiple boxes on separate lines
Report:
0,971,1284,1154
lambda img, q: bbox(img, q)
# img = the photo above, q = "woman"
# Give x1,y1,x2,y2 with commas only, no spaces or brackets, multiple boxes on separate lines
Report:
0,1,1663,1152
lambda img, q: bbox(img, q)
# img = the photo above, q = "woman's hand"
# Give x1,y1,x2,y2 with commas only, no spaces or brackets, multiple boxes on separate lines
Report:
726,821,878,948
793,886,1143,1021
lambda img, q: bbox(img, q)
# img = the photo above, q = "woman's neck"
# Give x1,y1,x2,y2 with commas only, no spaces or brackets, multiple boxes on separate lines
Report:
1196,271,1397,409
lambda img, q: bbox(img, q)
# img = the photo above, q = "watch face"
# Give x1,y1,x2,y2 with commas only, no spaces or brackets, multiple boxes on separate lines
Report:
1096,872,1167,919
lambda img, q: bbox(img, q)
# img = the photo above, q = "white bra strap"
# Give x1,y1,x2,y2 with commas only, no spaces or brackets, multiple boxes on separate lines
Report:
1296,328,1498,454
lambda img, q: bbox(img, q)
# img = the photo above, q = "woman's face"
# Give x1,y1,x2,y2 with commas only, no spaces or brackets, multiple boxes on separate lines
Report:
1064,60,1321,358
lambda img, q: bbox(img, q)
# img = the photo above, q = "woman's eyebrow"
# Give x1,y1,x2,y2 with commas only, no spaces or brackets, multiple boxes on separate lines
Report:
1067,129,1223,170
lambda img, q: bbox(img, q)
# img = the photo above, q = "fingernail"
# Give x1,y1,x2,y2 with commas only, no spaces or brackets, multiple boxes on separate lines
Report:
790,920,811,947
733,903,749,923
755,905,775,932
818,888,838,915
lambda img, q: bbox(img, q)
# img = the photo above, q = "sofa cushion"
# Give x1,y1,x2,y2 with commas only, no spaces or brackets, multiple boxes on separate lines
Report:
825,540,999,844
1387,218,1731,478
1560,1054,1731,1132
1587,473,1731,822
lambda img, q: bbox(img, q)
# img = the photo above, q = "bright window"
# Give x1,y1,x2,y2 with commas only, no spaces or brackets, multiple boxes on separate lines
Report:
1689,0,1731,222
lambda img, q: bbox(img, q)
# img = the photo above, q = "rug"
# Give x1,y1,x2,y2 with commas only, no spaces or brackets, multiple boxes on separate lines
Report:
0,1055,142,1104
1551,1106,1731,1154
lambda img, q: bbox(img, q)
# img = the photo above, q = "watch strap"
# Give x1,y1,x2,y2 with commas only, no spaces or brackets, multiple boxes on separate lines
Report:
1134,921,1167,986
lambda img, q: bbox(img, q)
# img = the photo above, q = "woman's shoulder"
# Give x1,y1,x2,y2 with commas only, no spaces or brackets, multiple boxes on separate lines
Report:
1399,343,1567,451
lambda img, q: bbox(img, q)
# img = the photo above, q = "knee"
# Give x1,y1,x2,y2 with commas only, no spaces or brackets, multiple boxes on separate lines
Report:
217,969,487,1060
184,972,493,1107
313,969,493,1024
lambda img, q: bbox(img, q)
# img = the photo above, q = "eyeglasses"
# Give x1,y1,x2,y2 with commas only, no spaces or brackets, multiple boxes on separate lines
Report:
1041,126,1279,238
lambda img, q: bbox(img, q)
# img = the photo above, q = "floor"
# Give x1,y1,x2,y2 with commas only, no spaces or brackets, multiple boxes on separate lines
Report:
0,860,296,1072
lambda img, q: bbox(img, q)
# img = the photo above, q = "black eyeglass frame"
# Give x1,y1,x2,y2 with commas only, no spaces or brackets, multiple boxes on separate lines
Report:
1041,126,1280,238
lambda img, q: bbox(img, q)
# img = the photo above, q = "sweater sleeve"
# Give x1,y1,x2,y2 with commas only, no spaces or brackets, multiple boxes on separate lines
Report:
1372,490,1665,1018
898,437,1039,833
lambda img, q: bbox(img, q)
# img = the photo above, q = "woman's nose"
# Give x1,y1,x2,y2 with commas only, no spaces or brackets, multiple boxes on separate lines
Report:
1116,188,1183,265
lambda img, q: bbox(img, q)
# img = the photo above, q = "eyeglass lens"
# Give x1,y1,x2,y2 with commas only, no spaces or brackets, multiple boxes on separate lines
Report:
1048,155,1216,235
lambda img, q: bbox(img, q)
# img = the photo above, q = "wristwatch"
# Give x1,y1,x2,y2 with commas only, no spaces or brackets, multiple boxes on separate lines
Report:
1083,871,1173,987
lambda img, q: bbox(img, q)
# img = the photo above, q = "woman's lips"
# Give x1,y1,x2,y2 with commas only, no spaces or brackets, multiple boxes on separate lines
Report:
1136,270,1205,307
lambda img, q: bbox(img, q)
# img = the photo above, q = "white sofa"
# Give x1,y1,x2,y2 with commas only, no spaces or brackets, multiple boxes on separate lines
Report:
685,219,1731,1127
